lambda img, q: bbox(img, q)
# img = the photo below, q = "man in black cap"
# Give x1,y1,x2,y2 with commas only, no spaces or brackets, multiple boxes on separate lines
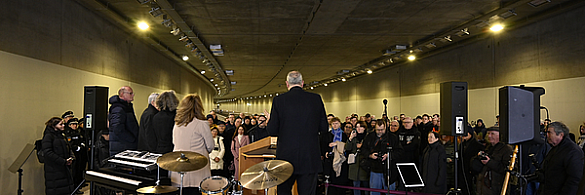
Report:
62,111,74,124
65,118,87,193
475,126,512,195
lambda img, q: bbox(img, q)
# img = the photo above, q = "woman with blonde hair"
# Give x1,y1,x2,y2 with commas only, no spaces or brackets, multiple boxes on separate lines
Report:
170,94,214,194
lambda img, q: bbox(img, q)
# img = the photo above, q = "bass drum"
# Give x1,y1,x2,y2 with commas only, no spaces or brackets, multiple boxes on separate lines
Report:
200,176,231,195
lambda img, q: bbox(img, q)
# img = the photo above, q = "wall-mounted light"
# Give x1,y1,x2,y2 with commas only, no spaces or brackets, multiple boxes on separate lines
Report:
310,87,314,90
210,78,214,82
324,83,328,87
182,55,189,61
366,69,373,74
200,70,206,74
342,78,346,82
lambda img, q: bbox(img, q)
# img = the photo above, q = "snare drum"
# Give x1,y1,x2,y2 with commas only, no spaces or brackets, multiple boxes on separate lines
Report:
200,176,231,195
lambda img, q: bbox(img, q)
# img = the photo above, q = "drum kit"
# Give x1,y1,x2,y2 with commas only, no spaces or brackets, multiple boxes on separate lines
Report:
136,151,293,195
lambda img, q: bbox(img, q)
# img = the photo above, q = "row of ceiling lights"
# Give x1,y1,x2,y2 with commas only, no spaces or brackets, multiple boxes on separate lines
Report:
215,0,551,103
215,22,506,103
135,0,229,95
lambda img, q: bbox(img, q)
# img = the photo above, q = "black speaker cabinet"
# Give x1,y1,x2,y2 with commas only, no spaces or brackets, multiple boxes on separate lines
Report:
83,86,109,169
499,86,545,144
440,82,468,136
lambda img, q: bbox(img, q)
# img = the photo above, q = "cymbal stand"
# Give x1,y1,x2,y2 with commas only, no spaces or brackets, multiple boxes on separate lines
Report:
179,172,185,195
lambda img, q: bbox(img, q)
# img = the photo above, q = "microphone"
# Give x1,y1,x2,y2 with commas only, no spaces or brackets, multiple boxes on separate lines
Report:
383,99,388,105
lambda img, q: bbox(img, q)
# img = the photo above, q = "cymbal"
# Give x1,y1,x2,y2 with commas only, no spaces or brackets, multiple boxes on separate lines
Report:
136,185,178,194
240,160,294,190
157,151,209,172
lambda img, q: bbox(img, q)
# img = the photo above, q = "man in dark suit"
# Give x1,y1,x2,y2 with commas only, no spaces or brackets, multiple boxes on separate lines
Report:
267,71,329,195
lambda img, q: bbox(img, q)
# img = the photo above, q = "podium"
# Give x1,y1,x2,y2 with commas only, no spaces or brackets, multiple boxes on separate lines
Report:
238,137,298,195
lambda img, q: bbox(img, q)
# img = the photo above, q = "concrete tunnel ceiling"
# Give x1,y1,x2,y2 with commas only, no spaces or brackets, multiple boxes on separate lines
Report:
76,0,585,100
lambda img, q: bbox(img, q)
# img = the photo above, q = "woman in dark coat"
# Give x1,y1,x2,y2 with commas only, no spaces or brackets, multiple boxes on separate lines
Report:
42,117,75,195
153,90,179,154
422,131,447,194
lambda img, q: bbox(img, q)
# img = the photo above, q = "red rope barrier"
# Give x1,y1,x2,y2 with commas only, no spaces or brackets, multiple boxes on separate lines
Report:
325,183,441,195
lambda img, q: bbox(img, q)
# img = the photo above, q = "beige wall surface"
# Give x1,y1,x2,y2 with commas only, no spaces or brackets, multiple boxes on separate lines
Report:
0,51,214,194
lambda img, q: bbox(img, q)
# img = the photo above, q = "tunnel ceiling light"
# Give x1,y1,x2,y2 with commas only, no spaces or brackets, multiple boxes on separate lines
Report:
455,28,470,37
149,7,163,17
310,87,314,90
528,0,551,7
185,42,194,47
136,0,150,4
408,55,416,61
170,27,181,35
324,83,328,87
191,46,198,53
214,84,218,86
210,78,214,82
179,35,189,42
367,69,373,74
425,42,437,48
137,22,149,30
490,24,504,32
182,55,189,61
444,36,452,42
200,70,206,74
162,18,172,28
342,78,346,82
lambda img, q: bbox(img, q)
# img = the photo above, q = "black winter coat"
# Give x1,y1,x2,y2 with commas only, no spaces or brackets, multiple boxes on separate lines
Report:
138,104,158,151
476,142,512,195
108,95,139,155
537,136,584,195
361,132,403,184
42,126,74,195
266,86,329,174
153,109,176,154
422,142,447,194
396,127,420,163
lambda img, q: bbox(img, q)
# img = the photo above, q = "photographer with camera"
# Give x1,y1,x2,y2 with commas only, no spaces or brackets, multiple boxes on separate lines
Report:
471,126,512,195
361,119,403,195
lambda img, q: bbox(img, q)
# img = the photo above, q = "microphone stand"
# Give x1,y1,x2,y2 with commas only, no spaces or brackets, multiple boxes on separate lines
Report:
386,145,392,195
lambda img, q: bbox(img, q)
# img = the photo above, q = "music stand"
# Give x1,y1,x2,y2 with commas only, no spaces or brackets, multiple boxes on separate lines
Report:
8,144,36,195
396,163,424,194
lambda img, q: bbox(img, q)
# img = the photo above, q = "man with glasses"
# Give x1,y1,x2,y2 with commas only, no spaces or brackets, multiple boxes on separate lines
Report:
248,115,270,142
397,117,421,167
361,119,403,195
108,86,139,156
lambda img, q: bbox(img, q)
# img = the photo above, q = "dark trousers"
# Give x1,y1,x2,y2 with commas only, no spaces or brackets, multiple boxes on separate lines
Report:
278,173,318,195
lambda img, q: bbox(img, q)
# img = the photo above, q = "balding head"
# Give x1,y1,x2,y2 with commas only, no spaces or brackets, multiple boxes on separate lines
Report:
286,71,303,90
118,86,134,102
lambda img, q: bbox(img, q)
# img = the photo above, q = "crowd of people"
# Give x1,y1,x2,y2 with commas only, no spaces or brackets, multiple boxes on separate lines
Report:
39,83,585,195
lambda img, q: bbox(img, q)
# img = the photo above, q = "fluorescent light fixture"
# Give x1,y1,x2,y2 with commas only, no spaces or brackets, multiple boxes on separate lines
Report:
231,81,236,85
425,42,436,48
162,19,172,27
136,0,150,4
